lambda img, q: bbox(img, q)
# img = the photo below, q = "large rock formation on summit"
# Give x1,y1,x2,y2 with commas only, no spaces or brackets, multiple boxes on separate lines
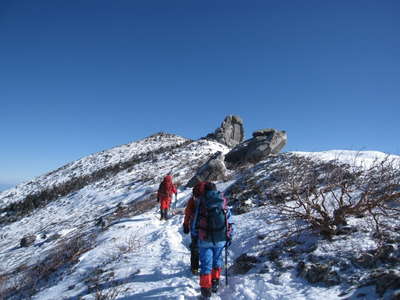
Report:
186,151,227,187
206,115,244,148
225,128,287,167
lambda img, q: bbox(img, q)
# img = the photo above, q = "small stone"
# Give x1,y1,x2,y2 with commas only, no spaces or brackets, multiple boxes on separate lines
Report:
20,234,36,247
355,253,376,269
257,234,267,240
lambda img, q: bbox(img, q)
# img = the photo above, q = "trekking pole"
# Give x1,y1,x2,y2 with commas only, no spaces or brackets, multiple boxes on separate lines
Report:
173,193,178,210
225,242,229,286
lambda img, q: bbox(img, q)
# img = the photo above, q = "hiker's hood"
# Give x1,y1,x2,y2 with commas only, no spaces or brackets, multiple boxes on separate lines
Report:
164,175,173,183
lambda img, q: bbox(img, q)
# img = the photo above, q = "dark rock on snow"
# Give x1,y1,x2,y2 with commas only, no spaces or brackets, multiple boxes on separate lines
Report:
230,253,260,275
225,128,287,167
186,151,227,187
298,262,340,286
205,115,244,148
363,269,400,297
355,253,377,269
20,234,36,247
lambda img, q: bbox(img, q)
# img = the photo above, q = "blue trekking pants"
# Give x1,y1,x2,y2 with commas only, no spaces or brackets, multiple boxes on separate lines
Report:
199,244,225,275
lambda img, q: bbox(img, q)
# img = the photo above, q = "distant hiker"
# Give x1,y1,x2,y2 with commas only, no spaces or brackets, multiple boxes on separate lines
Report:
190,182,233,299
183,181,207,275
157,174,177,220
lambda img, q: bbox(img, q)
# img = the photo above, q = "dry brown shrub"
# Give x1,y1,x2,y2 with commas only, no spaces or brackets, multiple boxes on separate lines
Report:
0,233,95,299
266,154,400,240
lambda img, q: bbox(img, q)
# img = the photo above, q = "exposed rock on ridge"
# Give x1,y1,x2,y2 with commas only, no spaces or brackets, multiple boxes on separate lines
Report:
206,115,244,148
186,151,227,187
225,128,287,167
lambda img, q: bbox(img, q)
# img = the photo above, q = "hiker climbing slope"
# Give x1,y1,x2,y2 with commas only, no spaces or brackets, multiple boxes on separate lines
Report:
157,174,177,220
190,182,233,299
183,181,207,275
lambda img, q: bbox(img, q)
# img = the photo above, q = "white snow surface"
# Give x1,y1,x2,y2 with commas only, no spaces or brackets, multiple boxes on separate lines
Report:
0,134,190,209
294,150,400,168
1,148,399,299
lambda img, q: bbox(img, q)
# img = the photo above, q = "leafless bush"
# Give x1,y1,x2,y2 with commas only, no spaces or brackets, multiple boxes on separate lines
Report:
84,266,130,300
270,154,400,239
92,273,123,300
0,233,95,299
100,196,158,230
95,287,121,300
116,231,141,254
0,273,9,299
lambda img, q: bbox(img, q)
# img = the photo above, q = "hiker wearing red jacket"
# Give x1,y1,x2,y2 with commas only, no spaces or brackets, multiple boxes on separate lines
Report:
157,174,177,220
183,181,207,275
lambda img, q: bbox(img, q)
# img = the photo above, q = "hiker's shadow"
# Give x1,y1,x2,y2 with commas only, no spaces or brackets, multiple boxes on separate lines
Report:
67,270,190,300
110,218,152,226
117,285,193,300
127,270,187,283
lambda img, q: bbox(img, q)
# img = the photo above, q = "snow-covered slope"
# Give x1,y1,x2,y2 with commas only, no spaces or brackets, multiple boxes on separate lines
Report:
0,133,190,210
294,150,400,169
1,145,400,300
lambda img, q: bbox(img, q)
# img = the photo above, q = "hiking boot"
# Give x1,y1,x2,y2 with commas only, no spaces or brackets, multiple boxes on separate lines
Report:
211,278,219,293
200,287,211,299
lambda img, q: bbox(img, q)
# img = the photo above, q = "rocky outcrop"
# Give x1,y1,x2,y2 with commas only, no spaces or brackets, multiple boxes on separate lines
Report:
363,269,400,297
206,115,244,148
298,262,340,286
186,152,227,187
230,253,261,275
20,234,36,247
225,128,287,167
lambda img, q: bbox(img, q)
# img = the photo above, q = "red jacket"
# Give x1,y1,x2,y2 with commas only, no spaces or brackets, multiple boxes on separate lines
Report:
157,175,177,210
183,181,206,227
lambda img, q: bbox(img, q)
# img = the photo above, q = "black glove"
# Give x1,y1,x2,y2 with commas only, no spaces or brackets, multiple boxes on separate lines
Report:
157,196,160,202
183,224,190,234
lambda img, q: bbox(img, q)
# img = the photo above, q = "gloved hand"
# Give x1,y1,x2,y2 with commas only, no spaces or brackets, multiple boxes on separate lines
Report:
183,224,190,234
157,196,160,202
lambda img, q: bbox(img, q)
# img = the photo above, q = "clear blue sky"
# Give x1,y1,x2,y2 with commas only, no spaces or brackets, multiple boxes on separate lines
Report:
1,0,399,188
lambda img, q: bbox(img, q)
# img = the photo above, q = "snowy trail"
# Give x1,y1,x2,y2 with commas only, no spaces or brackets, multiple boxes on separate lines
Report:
120,212,201,300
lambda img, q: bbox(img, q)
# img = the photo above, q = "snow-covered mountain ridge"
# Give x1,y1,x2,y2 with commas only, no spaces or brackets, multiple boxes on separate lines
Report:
0,133,190,210
1,130,400,300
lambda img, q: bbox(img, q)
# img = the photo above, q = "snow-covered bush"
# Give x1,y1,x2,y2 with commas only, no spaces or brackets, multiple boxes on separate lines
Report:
227,153,400,240
271,154,400,240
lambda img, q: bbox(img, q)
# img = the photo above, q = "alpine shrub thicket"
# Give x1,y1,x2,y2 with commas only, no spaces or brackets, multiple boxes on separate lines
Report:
226,153,400,240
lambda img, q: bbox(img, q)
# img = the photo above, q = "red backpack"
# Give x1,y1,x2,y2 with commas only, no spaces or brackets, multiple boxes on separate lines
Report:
158,175,175,198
